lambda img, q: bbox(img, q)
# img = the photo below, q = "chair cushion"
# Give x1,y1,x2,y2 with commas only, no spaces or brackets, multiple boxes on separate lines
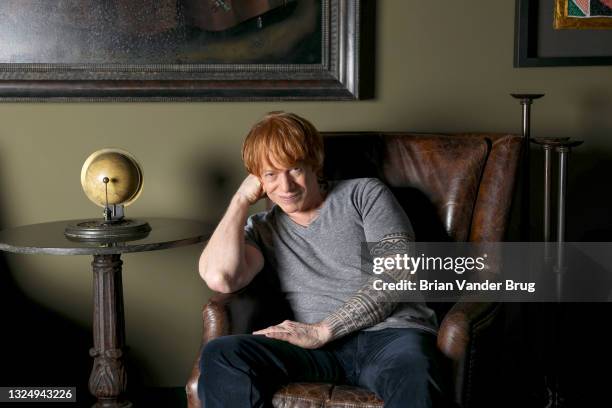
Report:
272,383,383,408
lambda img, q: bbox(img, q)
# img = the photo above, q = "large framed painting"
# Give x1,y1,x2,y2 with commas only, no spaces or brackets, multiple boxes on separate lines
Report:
515,0,612,66
0,0,373,101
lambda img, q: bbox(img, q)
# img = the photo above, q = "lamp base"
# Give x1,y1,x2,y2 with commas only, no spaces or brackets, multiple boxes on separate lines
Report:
65,219,151,241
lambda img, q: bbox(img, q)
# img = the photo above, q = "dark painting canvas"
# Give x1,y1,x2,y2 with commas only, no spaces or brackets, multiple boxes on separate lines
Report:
0,0,322,64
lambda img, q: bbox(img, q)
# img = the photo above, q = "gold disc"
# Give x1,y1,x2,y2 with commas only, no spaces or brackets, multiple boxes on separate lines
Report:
80,148,144,208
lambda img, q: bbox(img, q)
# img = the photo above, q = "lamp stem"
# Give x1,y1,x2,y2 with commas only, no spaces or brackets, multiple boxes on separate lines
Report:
511,93,544,240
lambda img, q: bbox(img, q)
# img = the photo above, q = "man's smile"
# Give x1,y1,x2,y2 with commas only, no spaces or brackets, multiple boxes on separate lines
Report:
278,193,301,203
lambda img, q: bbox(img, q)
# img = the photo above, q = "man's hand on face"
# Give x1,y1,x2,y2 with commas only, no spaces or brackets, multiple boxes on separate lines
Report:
253,320,333,349
236,174,265,205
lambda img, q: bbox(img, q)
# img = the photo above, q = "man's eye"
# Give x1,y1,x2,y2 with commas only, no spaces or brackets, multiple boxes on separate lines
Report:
290,167,302,174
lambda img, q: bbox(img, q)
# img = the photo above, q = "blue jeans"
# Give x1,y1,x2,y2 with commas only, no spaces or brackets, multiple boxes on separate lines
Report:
198,328,449,407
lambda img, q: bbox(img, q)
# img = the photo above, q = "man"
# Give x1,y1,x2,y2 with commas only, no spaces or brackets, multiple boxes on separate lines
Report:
198,112,446,407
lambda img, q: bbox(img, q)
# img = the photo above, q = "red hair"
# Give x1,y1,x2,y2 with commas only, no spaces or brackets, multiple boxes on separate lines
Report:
242,112,324,176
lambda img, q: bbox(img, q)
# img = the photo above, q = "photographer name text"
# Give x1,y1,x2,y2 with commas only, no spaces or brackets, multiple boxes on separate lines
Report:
372,279,535,293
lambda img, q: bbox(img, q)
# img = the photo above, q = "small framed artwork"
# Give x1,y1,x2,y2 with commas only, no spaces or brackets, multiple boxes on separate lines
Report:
515,0,612,66
554,0,612,29
0,0,374,101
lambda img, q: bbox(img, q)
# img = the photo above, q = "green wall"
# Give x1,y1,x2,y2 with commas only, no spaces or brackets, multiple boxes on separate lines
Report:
1,1,610,387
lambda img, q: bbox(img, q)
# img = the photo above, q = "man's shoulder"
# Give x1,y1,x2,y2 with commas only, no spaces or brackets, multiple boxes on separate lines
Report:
328,178,392,205
329,177,386,194
246,207,280,228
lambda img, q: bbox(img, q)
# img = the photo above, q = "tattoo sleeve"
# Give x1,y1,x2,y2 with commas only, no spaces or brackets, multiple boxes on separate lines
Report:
322,232,415,340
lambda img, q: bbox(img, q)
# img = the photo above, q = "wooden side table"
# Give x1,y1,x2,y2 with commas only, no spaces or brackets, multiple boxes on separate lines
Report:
0,218,211,408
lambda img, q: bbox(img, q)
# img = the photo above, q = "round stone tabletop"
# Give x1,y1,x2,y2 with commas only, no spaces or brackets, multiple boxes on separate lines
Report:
0,218,212,255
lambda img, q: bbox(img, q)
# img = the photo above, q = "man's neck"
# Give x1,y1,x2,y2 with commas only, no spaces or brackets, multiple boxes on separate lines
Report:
287,189,327,227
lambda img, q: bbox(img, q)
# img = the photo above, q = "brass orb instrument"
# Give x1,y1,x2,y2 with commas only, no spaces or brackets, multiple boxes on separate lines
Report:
64,148,151,241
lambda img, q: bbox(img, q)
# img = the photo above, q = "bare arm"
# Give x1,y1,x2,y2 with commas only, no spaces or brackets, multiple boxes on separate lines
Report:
199,175,265,293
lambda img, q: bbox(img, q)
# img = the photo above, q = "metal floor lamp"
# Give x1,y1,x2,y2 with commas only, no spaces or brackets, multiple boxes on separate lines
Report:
512,93,583,408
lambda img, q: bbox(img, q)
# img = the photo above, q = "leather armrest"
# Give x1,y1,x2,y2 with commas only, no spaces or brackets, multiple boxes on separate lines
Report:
437,302,501,407
437,302,499,358
186,279,291,408
186,292,237,408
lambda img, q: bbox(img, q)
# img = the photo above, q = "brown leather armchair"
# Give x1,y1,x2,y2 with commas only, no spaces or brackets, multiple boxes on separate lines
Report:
186,132,522,408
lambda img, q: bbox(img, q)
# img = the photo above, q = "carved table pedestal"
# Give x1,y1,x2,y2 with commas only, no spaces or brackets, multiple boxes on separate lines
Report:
0,218,210,407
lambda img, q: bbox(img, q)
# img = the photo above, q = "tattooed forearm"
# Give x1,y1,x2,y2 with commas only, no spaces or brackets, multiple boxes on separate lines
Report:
322,232,415,340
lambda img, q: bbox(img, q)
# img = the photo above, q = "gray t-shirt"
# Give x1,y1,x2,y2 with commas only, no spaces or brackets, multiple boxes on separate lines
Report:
245,177,437,334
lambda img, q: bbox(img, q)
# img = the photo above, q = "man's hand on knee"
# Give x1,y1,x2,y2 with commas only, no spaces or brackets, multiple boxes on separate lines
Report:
253,320,332,349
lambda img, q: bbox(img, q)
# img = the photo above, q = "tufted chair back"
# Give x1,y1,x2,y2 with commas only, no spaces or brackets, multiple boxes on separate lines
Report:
322,132,520,243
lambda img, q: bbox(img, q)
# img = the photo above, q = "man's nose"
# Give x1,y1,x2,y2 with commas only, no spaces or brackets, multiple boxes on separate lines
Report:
279,173,294,191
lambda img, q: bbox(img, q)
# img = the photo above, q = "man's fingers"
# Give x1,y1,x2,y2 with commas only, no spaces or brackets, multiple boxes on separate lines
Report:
253,327,275,335
253,320,293,335
252,320,316,350
263,331,292,341
253,325,298,342
253,326,274,335
253,326,291,335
